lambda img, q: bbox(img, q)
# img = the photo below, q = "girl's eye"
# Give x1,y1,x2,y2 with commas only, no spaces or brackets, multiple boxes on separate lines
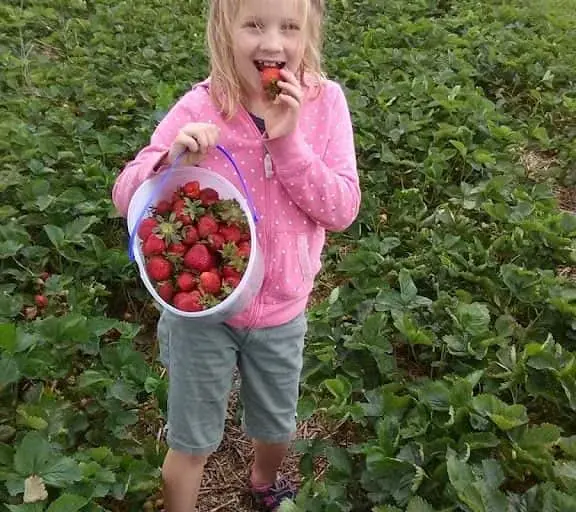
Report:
283,23,300,31
245,20,263,29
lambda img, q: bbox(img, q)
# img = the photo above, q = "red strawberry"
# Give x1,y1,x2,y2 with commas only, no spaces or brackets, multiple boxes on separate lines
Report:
174,291,204,312
224,276,241,289
222,266,242,279
200,271,222,295
34,295,48,308
183,226,199,245
208,233,226,251
237,241,251,258
138,217,158,241
146,256,173,281
183,181,201,199
260,67,282,99
176,272,196,292
219,224,242,243
199,187,219,206
197,215,219,239
167,243,187,256
184,244,215,272
156,281,174,302
155,200,172,216
143,234,166,256
240,231,251,242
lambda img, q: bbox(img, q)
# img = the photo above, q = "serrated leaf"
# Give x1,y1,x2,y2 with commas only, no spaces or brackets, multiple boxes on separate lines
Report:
399,269,418,302
44,225,65,249
14,432,51,476
45,494,88,512
471,394,528,430
455,303,490,336
42,457,82,487
0,323,17,353
0,240,23,258
406,496,435,512
0,356,20,390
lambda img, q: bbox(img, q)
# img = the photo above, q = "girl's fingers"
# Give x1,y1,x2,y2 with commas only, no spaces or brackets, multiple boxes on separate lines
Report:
277,93,300,110
277,81,303,104
178,133,200,154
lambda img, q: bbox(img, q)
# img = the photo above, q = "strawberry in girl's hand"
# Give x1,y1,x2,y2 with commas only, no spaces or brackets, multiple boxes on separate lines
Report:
260,67,281,100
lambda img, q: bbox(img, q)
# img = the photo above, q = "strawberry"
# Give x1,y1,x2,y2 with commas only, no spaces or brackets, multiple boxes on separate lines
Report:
183,225,199,245
167,243,187,256
146,256,173,281
197,215,219,239
184,244,215,272
199,187,219,206
222,266,242,279
174,291,204,312
155,200,172,216
237,241,251,259
156,281,174,302
176,272,196,292
199,271,222,295
260,67,282,100
183,180,201,199
224,276,241,289
219,224,242,243
138,217,159,241
34,295,48,308
208,232,226,251
174,197,205,226
143,234,166,256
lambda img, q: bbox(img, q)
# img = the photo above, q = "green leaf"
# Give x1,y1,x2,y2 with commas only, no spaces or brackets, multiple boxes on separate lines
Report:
325,445,353,476
399,269,417,302
471,394,528,431
0,356,20,390
406,496,436,512
43,457,82,487
324,376,352,402
45,494,88,512
455,303,490,336
14,432,51,475
44,225,65,249
0,240,23,258
0,323,17,353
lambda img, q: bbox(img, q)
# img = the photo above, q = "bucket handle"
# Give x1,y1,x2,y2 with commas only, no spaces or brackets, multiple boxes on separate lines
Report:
128,145,260,262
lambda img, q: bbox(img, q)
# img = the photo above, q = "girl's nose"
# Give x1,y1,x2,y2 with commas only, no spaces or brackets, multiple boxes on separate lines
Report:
260,28,283,52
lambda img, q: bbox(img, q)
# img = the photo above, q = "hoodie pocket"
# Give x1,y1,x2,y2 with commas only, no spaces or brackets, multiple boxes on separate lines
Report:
263,232,317,304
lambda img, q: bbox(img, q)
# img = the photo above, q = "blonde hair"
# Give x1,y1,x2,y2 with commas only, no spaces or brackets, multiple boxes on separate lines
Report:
206,0,326,119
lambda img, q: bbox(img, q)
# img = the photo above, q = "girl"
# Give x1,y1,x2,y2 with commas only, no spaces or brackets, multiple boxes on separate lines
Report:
112,0,360,510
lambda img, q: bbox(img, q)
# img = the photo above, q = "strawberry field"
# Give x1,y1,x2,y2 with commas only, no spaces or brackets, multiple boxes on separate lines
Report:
1,0,576,511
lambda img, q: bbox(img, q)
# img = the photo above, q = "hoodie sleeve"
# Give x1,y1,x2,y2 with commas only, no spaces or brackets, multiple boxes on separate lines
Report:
111,92,198,218
263,83,361,232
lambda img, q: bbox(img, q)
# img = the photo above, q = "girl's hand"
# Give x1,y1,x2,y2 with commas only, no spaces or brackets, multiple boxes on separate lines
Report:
168,123,220,165
263,68,304,140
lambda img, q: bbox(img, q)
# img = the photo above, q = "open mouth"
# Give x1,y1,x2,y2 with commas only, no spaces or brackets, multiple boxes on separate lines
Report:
254,60,286,71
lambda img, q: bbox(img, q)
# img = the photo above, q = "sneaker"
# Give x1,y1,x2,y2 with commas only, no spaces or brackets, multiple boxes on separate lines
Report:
250,476,297,511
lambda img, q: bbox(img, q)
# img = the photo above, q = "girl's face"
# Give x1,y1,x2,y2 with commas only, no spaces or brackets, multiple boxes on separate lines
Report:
231,0,307,103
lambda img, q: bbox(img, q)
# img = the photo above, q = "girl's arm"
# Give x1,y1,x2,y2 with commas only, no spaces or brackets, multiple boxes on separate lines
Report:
111,93,197,218
264,83,361,232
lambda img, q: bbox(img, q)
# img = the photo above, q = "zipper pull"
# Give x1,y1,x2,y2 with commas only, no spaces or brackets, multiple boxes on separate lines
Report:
264,152,274,178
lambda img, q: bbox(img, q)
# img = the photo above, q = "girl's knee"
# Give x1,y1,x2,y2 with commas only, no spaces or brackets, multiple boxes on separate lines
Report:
162,448,208,479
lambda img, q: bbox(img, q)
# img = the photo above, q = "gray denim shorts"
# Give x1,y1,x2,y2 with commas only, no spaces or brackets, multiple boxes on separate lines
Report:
157,310,308,455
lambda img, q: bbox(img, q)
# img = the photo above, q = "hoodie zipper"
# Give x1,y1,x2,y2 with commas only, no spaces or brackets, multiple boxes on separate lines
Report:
238,107,273,328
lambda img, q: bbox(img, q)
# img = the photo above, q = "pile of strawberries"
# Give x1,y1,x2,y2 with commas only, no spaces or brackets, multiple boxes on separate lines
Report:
136,180,251,312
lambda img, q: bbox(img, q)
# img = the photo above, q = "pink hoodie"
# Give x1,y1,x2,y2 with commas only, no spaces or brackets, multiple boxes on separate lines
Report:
112,77,360,328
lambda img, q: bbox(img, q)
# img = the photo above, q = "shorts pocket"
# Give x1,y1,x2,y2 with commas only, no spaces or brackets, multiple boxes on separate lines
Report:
263,232,318,304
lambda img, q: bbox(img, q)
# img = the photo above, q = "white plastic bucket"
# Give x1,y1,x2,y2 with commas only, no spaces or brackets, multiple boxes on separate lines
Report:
127,165,264,323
